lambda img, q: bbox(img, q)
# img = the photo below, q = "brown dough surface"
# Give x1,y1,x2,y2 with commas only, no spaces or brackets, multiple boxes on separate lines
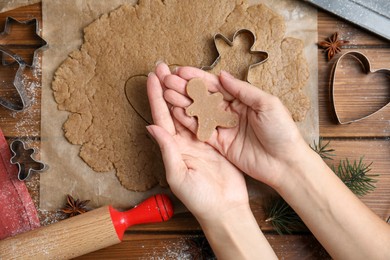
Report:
52,0,309,191
186,78,238,141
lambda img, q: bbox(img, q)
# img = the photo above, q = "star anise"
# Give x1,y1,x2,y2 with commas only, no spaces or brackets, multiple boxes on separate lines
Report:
61,194,90,217
318,32,349,61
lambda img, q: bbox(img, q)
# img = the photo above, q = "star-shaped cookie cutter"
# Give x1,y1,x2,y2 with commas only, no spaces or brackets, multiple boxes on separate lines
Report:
202,28,269,81
10,140,48,181
0,17,48,67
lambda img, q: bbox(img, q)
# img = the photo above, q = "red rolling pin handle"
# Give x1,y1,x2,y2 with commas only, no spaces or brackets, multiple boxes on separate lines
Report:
109,194,174,240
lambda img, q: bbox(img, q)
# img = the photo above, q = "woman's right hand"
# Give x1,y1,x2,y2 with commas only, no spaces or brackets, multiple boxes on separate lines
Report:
163,65,312,188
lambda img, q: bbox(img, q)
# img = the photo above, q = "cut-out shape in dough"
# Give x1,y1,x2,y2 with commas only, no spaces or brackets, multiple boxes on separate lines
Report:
186,78,238,141
125,75,152,125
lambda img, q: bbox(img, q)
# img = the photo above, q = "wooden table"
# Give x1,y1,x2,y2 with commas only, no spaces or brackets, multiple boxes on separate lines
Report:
0,2,389,259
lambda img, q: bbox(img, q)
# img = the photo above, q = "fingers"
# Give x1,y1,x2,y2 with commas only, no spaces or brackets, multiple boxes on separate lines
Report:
175,67,234,101
155,62,171,87
146,72,176,135
175,66,220,91
219,70,275,111
146,125,185,184
171,107,197,135
164,89,192,107
164,74,187,95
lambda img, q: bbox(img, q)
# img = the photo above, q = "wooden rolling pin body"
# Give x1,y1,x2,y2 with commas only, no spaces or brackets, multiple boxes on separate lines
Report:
0,194,173,259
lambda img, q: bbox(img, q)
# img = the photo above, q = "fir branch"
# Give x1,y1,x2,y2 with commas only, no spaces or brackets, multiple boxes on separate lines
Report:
332,157,378,196
264,197,305,235
311,137,335,160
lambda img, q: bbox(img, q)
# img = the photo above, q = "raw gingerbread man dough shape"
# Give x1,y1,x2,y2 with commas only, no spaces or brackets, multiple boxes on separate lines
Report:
186,78,238,141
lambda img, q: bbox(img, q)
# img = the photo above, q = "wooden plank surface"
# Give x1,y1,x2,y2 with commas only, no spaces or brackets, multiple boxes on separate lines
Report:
318,48,390,137
318,11,390,137
76,233,330,259
0,3,389,259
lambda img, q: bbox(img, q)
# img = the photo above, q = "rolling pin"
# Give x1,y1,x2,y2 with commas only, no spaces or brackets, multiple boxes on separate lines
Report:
0,194,173,259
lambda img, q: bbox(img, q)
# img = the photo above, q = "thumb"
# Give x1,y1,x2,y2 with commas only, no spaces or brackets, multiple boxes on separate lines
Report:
219,70,275,111
146,125,185,185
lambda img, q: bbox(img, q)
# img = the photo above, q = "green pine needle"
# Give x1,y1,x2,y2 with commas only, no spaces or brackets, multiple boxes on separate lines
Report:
311,137,335,160
332,157,378,196
264,197,305,235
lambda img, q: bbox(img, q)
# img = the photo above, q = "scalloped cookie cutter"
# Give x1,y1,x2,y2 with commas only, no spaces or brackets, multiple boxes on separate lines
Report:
330,51,390,124
202,28,269,81
10,140,48,181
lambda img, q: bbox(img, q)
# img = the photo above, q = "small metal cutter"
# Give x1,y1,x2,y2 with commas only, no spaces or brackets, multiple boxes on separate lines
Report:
202,28,269,82
0,46,28,111
0,17,48,112
9,140,48,181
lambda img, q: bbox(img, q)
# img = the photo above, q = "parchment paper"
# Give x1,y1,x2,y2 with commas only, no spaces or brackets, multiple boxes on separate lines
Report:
40,0,318,210
0,0,39,13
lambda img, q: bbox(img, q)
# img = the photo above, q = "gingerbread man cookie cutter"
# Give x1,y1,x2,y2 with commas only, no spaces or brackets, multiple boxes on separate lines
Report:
186,78,238,141
10,140,48,181
330,51,390,124
202,28,269,81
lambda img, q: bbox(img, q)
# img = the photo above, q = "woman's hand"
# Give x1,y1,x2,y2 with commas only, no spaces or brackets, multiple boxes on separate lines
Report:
161,64,390,260
146,63,248,223
147,62,278,260
162,65,310,188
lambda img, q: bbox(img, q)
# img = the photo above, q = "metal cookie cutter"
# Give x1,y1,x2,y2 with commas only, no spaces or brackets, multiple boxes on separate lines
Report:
0,46,29,111
0,17,48,67
202,28,269,81
330,51,390,124
10,140,48,181
0,17,48,111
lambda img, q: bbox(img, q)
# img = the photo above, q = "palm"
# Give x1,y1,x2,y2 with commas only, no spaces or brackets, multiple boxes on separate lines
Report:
211,97,301,186
170,124,248,219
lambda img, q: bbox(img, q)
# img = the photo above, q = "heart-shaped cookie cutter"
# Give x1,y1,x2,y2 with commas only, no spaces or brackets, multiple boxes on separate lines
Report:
330,51,390,124
202,28,269,81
